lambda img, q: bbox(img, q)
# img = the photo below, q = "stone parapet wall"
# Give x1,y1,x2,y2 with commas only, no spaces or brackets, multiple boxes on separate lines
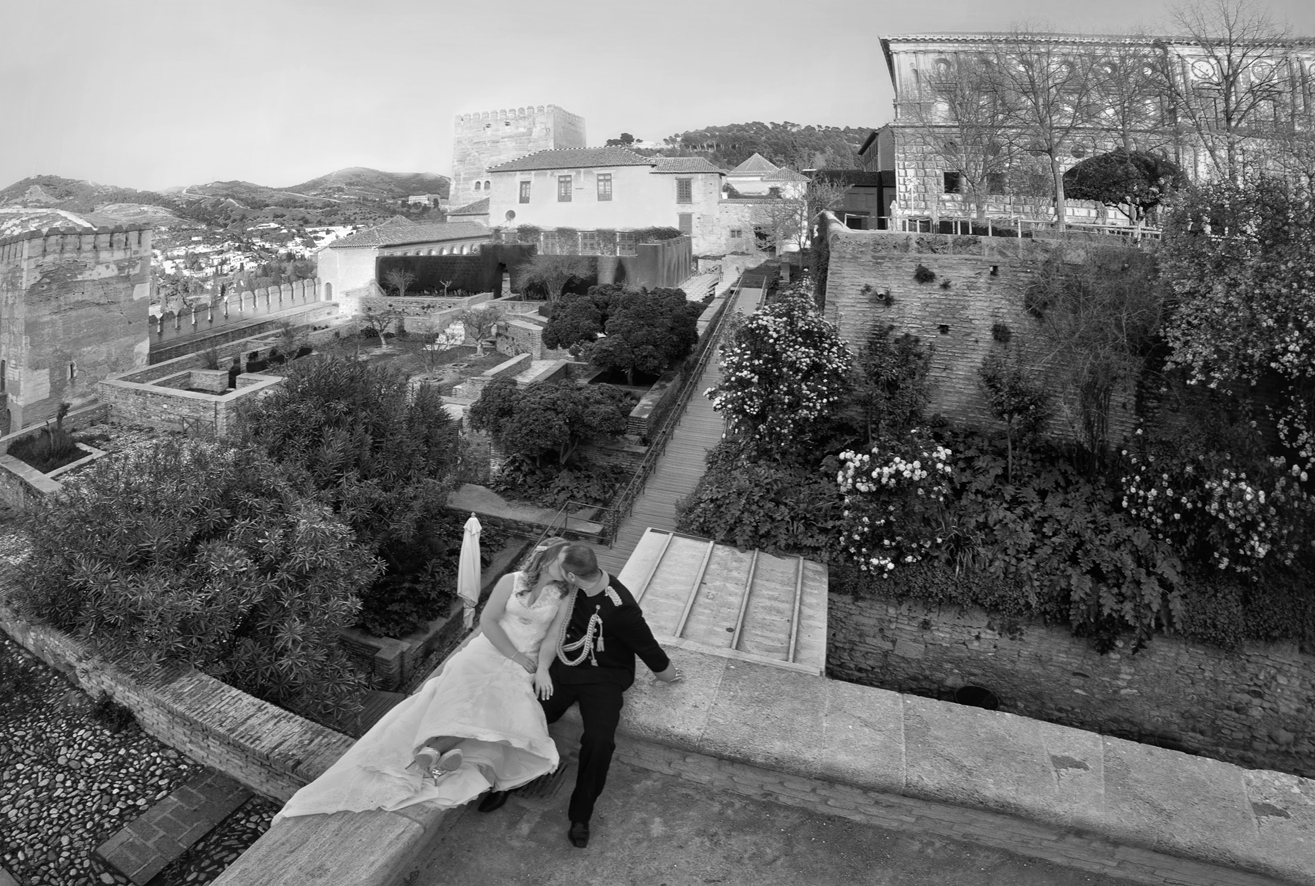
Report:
0,597,352,803
828,591,1315,779
151,279,326,345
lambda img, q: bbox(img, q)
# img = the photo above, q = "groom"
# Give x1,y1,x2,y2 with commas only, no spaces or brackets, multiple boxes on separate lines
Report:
478,541,681,848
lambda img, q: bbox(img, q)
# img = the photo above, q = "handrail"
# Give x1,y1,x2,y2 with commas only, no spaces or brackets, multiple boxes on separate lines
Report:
527,499,612,553
600,276,753,544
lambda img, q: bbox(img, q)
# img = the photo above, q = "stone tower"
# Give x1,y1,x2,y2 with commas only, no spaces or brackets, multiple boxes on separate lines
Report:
0,224,152,432
451,105,586,206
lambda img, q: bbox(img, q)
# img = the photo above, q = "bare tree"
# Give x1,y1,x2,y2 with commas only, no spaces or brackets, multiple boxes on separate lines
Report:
383,267,417,299
1089,40,1172,155
362,305,405,349
987,31,1104,230
905,51,1016,221
457,306,505,357
1153,0,1295,182
759,178,851,254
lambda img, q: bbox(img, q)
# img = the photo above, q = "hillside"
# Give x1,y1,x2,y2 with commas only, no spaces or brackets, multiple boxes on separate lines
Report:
287,168,450,201
638,122,876,170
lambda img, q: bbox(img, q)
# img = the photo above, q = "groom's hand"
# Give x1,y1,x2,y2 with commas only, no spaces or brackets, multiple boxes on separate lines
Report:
654,663,682,684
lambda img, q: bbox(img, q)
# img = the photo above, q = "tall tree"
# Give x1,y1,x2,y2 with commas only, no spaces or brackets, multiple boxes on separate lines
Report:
1153,0,1295,182
988,31,1104,230
905,51,1015,220
759,178,851,253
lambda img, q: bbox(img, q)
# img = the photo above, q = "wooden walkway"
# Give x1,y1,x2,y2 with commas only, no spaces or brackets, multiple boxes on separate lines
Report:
597,282,767,576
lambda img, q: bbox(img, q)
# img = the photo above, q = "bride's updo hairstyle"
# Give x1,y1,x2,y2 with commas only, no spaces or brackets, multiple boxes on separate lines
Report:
518,537,570,596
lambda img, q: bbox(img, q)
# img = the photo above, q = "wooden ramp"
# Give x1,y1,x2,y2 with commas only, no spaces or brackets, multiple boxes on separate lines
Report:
597,282,767,576
617,529,828,676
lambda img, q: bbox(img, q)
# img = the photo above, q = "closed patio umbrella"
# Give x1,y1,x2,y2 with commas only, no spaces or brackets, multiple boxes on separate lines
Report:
457,513,482,630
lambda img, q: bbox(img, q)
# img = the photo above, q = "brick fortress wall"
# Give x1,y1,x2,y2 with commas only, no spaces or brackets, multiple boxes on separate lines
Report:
450,105,586,207
823,229,1138,441
0,226,152,432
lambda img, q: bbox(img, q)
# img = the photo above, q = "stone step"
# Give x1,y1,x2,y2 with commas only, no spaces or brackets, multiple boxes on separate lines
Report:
95,770,251,885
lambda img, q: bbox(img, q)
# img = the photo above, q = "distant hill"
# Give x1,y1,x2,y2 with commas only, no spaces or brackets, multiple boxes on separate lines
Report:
288,168,450,201
635,122,877,171
0,168,451,236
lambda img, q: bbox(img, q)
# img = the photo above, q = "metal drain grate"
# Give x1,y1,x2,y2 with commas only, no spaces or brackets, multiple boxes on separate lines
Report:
514,760,572,801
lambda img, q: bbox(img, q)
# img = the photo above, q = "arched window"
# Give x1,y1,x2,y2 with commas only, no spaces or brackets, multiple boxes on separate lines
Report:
484,180,491,189
475,181,482,191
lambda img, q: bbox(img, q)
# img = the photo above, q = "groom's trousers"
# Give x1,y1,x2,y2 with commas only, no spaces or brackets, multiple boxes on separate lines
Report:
540,681,625,824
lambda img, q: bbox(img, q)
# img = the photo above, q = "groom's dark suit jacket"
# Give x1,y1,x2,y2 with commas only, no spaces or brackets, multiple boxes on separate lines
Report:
550,574,670,690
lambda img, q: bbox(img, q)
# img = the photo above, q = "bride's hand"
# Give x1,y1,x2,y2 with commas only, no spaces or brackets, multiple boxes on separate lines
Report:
533,669,554,700
512,652,534,673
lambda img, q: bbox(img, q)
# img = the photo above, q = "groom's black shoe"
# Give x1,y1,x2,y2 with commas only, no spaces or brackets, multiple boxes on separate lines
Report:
568,821,590,848
476,790,509,813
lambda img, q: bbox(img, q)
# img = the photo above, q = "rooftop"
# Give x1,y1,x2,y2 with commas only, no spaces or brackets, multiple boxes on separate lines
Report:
447,198,489,216
727,152,780,176
325,220,493,249
652,157,725,175
488,147,657,173
762,168,810,183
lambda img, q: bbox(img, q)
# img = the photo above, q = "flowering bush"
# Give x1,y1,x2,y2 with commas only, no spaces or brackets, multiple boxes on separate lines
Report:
837,430,953,575
1160,176,1315,475
1118,429,1314,576
706,281,852,462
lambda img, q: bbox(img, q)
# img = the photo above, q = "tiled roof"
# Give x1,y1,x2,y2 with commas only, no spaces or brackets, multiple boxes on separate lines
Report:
448,198,490,216
727,153,779,176
326,220,492,249
763,168,810,182
488,147,657,172
652,157,725,174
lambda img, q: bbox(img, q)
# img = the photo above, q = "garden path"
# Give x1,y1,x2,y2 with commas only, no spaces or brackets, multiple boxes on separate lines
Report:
596,280,767,576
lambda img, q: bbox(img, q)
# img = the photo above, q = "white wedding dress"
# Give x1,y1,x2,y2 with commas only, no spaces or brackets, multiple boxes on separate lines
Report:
278,573,563,818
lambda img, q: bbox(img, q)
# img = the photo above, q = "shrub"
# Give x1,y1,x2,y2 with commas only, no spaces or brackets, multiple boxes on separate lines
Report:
844,323,933,446
706,280,852,463
913,263,936,284
491,456,631,510
14,438,379,719
469,378,632,468
237,356,460,639
677,440,845,561
8,403,79,473
978,351,1052,482
836,429,954,576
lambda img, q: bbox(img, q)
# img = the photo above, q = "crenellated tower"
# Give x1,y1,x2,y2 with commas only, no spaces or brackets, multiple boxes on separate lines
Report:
451,105,586,206
0,225,152,432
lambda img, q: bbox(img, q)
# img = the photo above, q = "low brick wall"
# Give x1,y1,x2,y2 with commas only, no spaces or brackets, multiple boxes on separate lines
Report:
828,591,1315,778
0,403,112,509
338,605,467,692
0,597,351,803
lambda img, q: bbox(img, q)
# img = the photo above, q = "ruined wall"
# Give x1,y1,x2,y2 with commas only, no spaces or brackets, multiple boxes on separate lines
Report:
823,229,1138,440
451,105,586,205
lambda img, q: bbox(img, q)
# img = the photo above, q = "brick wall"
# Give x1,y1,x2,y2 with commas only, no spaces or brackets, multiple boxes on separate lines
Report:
824,230,1137,441
828,591,1315,779
0,597,352,802
151,279,324,344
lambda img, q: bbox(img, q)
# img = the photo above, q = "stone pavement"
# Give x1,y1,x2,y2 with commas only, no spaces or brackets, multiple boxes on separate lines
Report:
95,770,250,885
415,755,1145,886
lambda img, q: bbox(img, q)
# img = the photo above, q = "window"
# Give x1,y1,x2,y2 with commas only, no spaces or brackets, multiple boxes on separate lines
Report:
580,231,600,254
676,178,692,203
475,181,482,191
943,172,962,194
519,181,531,203
484,180,490,189
678,213,693,235
596,173,612,201
618,231,638,256
558,175,573,202
729,228,743,239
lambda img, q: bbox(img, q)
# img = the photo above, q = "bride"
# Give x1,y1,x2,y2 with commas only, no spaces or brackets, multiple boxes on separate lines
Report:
278,538,574,817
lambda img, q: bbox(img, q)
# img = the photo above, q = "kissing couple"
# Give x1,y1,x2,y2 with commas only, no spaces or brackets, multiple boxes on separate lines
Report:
278,537,682,848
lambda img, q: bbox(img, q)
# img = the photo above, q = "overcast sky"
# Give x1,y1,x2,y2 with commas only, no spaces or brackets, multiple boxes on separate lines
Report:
2,0,1314,192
